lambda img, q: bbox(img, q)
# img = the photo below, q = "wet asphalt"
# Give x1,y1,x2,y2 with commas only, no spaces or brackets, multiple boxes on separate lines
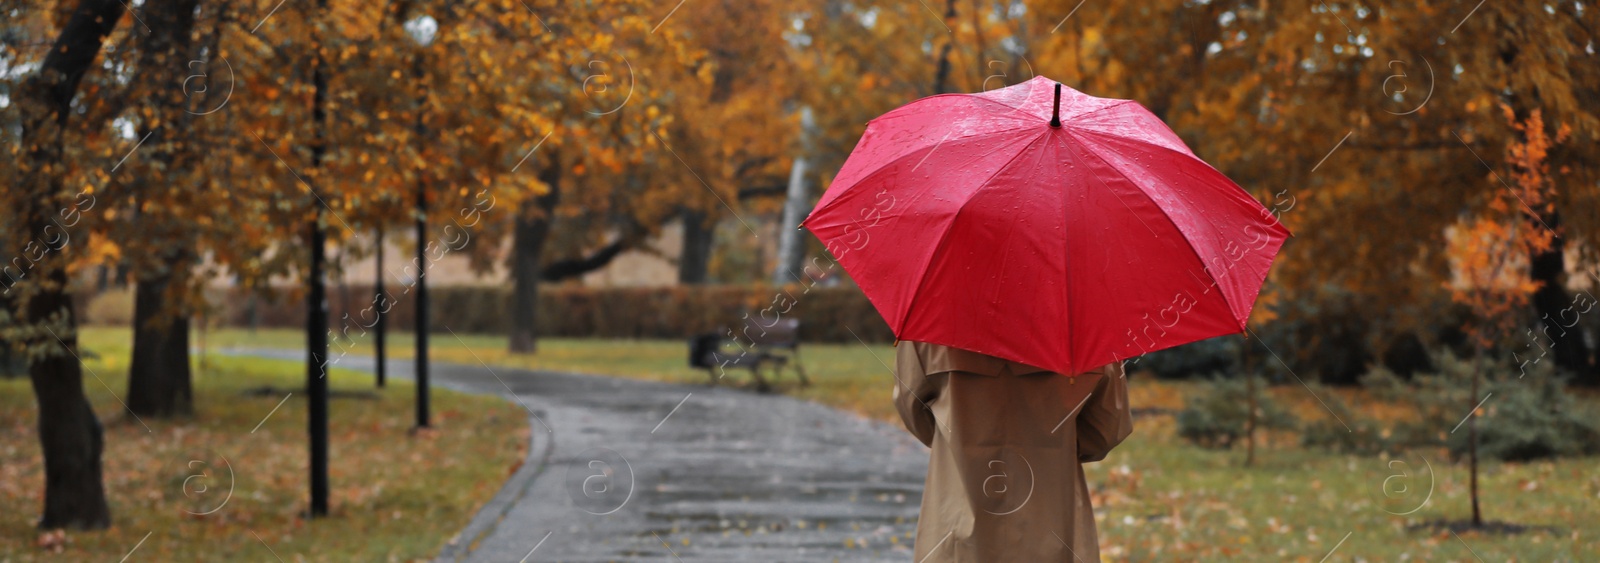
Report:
225,348,928,562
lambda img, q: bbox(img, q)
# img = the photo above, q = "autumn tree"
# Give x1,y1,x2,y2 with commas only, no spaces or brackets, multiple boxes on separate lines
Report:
2,0,129,530
1007,0,1600,382
119,0,206,417
1446,106,1567,527
504,0,693,353
660,0,796,284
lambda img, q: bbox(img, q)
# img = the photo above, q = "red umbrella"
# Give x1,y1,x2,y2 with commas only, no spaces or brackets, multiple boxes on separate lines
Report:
803,77,1291,375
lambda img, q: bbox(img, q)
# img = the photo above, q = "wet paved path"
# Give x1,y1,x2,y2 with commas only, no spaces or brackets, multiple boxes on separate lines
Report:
225,349,927,562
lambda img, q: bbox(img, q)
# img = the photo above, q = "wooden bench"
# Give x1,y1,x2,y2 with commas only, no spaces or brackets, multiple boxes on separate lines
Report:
689,318,810,391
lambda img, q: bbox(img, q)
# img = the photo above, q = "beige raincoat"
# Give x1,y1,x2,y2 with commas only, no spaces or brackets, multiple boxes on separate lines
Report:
895,341,1132,562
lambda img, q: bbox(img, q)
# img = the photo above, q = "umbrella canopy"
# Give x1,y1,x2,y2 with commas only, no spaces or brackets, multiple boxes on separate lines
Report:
803,76,1291,376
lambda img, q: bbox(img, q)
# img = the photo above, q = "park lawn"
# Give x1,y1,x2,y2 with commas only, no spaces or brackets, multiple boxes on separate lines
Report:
200,328,1600,561
201,326,908,420
0,326,527,562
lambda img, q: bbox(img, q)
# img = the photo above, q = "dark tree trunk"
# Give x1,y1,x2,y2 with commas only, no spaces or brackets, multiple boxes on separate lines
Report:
29,269,112,530
1528,212,1592,383
932,0,957,94
128,271,193,416
679,209,714,284
1242,337,1257,467
125,0,200,417
12,0,128,531
1468,350,1483,527
509,160,561,354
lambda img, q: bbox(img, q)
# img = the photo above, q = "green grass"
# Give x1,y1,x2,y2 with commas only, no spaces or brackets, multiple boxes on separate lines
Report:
202,326,902,420
200,327,1600,561
0,327,526,562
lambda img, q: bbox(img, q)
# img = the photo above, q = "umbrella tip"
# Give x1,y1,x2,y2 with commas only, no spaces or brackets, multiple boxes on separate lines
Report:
1049,83,1062,128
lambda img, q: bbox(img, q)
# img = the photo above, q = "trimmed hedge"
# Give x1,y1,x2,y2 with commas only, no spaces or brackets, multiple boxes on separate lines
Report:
194,283,896,343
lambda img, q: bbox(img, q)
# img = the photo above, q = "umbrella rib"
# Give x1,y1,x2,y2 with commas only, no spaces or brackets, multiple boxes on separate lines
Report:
894,129,1053,336
947,87,1130,126
874,90,1042,125
1064,131,1246,330
1053,133,1164,242
958,85,1135,124
1074,126,1289,237
1054,132,1144,372
1075,129,1278,315
809,123,1039,224
1048,98,1137,127
1075,129,1282,329
1051,131,1077,375
1062,100,1156,136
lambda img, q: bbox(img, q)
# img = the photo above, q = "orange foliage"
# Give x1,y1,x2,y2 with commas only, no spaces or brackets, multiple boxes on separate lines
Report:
1446,106,1570,347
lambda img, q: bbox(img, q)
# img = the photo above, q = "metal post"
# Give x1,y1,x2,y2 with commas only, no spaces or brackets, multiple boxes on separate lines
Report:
307,217,329,517
413,50,430,428
306,14,331,516
415,177,430,428
374,227,386,388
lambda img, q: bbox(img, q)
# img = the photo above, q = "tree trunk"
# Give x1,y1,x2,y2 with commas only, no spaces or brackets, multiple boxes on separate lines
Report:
1527,212,1592,384
509,158,561,353
29,269,113,530
125,0,200,417
13,0,128,531
1243,338,1257,467
678,209,714,285
1468,349,1483,527
772,106,815,285
932,0,957,94
127,270,193,416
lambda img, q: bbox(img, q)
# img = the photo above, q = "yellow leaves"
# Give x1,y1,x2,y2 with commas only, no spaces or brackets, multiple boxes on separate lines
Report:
857,73,877,92
599,152,623,173
589,32,616,54
528,178,552,198
1247,287,1281,327
1082,27,1105,49
86,236,122,263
